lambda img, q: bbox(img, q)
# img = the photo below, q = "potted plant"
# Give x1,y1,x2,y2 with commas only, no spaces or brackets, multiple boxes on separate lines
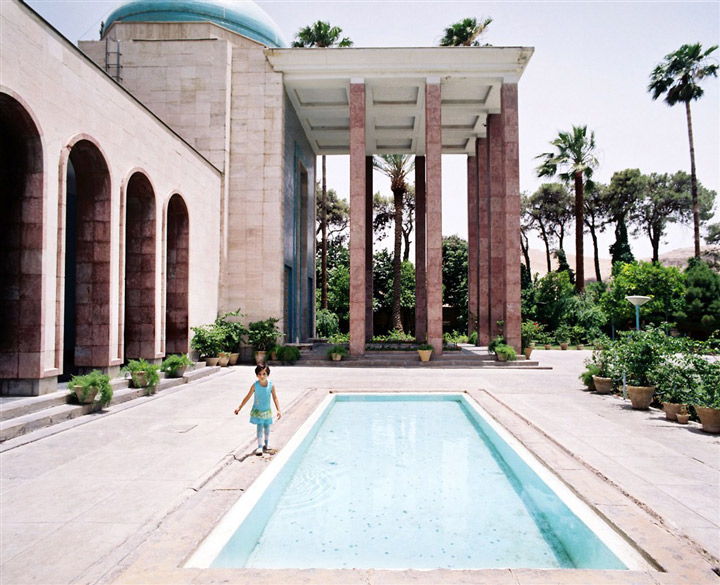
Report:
121,358,160,394
276,345,301,364
494,344,517,362
586,346,615,394
327,345,349,362
613,328,668,410
654,352,699,421
417,343,433,362
69,370,113,407
693,360,720,433
521,321,542,359
215,308,248,365
676,405,691,425
555,324,570,351
161,354,193,378
570,325,586,350
190,324,222,366
248,317,281,364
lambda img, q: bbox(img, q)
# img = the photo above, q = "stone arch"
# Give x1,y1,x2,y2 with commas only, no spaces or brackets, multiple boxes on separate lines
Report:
0,91,44,384
164,193,189,354
60,137,112,377
123,171,157,360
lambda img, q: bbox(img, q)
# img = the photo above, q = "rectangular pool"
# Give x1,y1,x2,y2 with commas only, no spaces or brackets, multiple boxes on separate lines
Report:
188,393,646,570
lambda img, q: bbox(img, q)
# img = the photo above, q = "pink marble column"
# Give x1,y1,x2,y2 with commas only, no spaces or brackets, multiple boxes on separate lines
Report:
467,150,478,337
365,156,374,341
414,156,427,343
425,80,443,355
476,137,490,345
501,84,521,351
349,81,366,356
488,113,505,342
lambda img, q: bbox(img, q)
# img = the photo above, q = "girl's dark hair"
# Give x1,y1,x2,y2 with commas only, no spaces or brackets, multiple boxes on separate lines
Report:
255,363,270,375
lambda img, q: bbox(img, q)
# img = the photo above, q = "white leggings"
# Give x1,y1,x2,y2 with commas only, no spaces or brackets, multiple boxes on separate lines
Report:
256,422,271,447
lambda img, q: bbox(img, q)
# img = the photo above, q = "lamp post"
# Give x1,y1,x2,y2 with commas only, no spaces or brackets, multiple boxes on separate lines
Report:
625,296,651,331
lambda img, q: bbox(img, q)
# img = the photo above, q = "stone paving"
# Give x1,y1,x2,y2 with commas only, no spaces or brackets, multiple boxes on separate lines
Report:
1,351,718,584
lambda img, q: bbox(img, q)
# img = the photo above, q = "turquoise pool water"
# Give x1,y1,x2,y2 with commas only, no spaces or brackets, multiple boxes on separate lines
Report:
190,394,639,570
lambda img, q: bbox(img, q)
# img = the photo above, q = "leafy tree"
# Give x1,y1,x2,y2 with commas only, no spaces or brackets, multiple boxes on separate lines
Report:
648,42,719,258
442,236,468,326
607,169,644,271
317,241,350,329
675,258,720,338
554,248,575,285
373,154,415,332
439,17,493,46
609,220,635,274
600,261,686,328
372,251,416,333
532,271,575,332
525,183,572,272
295,22,353,307
583,182,613,282
315,186,349,305
536,125,599,292
520,192,533,277
373,187,415,261
707,223,720,245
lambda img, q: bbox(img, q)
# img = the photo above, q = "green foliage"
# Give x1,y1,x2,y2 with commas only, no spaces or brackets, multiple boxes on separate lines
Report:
609,219,635,273
554,248,575,284
442,236,468,325
292,20,353,47
372,251,416,313
579,362,601,389
675,258,720,338
248,318,282,351
315,308,340,338
276,345,301,364
609,327,673,387
328,332,349,344
372,329,415,343
417,343,434,351
555,324,571,344
214,308,248,353
532,271,575,331
121,358,160,390
443,330,469,344
494,344,517,361
693,360,720,408
468,330,478,345
161,354,193,375
565,292,607,342
488,335,505,354
521,320,543,350
69,370,113,406
439,16,493,47
326,344,349,357
600,261,686,325
190,324,224,357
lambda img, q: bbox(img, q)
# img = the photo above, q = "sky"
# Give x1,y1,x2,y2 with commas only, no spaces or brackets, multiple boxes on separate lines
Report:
25,0,720,262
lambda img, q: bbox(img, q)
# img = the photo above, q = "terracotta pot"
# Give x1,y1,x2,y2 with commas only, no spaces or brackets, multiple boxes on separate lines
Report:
418,349,432,363
496,353,506,362
131,372,148,388
228,353,239,366
217,353,230,367
696,407,720,433
592,376,613,395
331,353,343,362
524,347,533,359
205,357,220,367
662,402,683,421
560,342,568,351
167,365,187,379
544,344,551,350
576,344,584,350
676,413,690,424
73,385,99,404
627,385,655,410
254,351,267,365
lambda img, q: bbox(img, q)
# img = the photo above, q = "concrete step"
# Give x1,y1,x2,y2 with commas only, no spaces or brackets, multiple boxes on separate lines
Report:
0,362,221,443
268,353,542,368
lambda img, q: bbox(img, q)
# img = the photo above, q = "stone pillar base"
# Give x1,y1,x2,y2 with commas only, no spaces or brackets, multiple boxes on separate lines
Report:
1,376,58,397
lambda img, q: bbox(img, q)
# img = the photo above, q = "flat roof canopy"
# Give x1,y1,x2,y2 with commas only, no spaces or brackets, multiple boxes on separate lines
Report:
265,46,533,156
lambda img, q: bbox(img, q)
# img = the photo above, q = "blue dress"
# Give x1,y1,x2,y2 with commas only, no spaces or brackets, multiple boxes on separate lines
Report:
249,380,273,425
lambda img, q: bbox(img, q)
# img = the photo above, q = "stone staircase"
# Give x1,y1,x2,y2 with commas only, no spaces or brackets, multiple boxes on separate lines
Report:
269,343,547,369
0,362,221,447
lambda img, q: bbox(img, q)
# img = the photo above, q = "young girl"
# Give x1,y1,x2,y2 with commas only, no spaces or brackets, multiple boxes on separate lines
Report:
234,364,281,455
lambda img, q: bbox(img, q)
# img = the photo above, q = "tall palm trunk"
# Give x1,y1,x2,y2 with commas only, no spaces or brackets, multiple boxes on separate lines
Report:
590,229,602,282
574,170,585,292
321,155,328,308
685,101,700,258
392,187,404,332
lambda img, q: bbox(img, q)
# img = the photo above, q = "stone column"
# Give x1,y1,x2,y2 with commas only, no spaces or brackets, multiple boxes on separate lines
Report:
501,83,521,351
349,80,366,355
477,136,490,345
425,79,443,354
414,156,427,343
467,150,478,337
488,113,506,342
365,156,374,341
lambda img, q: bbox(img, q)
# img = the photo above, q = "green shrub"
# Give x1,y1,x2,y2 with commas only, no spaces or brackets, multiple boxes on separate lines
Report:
248,317,282,351
494,344,517,361
276,345,301,364
488,335,505,354
161,354,193,376
316,309,340,338
190,324,223,357
326,344,349,358
121,358,160,391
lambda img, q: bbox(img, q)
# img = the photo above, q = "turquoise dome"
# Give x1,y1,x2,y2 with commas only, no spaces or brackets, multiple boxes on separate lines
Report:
104,0,287,47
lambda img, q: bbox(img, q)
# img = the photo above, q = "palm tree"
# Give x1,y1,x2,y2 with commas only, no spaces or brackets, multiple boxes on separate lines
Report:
373,155,415,332
536,125,599,293
292,21,353,309
648,42,718,259
439,17,492,47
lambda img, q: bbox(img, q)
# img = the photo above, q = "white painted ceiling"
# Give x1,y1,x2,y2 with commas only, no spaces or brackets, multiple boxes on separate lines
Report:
265,47,533,156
